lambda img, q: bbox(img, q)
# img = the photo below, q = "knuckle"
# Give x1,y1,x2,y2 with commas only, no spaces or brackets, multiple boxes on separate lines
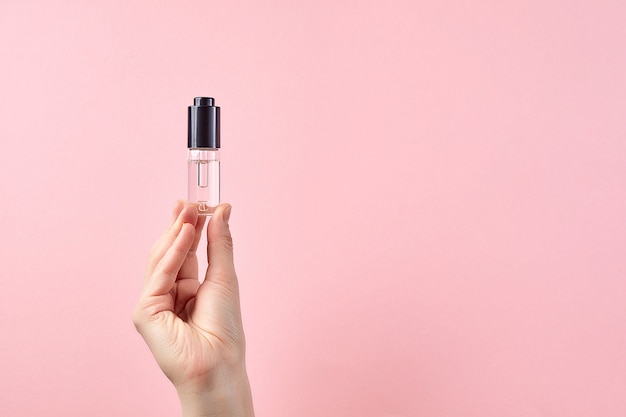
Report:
221,233,234,251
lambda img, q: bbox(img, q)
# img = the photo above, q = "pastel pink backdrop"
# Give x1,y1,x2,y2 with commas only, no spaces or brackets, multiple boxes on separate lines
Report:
1,1,625,416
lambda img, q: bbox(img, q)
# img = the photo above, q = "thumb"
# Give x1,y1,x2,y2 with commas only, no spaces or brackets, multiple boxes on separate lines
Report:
205,204,236,282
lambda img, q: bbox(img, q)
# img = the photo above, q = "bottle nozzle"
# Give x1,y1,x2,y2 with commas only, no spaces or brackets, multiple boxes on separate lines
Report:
194,97,214,106
188,97,220,149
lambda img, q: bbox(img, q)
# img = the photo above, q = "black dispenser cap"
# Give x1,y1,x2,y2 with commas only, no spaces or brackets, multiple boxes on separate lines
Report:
188,97,220,148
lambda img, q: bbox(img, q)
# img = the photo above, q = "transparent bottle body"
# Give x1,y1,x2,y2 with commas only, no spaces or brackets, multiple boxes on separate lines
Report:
188,148,220,216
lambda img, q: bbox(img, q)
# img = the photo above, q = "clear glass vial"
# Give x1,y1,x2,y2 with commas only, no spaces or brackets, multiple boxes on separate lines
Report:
188,97,220,216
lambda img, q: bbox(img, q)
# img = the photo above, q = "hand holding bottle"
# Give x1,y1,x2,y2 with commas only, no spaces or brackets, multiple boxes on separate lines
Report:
132,201,254,417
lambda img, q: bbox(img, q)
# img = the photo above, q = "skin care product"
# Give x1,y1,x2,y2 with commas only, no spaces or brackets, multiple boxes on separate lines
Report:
188,97,220,216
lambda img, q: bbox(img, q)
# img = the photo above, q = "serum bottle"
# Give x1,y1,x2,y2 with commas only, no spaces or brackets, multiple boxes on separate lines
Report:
188,97,220,216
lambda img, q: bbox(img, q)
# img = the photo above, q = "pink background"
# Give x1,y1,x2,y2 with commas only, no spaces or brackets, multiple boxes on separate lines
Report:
1,1,625,416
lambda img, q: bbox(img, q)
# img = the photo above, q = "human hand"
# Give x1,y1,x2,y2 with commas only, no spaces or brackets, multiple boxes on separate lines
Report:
133,202,254,417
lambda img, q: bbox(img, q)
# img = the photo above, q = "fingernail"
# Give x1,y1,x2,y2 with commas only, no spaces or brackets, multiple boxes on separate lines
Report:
223,205,232,225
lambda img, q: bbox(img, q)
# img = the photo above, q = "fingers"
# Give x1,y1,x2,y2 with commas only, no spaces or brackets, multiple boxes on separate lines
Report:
190,214,207,252
171,199,185,221
204,204,236,284
147,202,199,277
135,201,201,328
145,222,196,297
174,208,206,281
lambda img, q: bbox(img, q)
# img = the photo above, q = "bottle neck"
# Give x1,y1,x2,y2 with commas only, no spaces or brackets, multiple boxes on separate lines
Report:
188,148,220,161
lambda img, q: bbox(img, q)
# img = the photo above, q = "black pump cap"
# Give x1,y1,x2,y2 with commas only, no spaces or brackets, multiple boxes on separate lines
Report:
188,97,220,148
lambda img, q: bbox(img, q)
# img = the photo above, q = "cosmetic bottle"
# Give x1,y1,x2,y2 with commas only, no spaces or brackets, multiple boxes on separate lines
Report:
188,97,220,216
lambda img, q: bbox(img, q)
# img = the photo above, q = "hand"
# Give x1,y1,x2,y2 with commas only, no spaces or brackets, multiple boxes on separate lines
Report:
133,202,254,417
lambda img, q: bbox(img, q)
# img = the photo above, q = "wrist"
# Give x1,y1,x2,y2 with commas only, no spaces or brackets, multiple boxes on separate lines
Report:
176,364,254,417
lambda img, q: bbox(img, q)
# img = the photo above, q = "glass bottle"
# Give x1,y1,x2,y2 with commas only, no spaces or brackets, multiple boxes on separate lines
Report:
187,97,220,216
